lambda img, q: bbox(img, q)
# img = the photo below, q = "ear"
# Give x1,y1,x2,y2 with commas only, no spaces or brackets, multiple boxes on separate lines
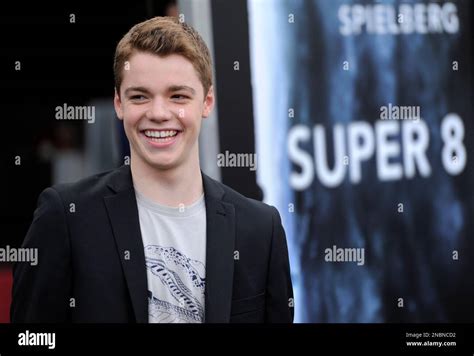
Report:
202,86,215,119
114,89,124,120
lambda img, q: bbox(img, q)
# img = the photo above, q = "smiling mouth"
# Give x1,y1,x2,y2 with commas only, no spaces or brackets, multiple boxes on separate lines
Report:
142,129,180,143
142,130,179,142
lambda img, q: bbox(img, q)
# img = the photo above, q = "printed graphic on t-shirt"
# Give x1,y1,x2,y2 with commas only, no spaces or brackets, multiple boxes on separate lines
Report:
145,245,205,323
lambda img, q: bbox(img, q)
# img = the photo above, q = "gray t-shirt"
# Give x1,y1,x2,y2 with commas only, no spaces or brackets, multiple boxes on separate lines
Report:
135,190,206,323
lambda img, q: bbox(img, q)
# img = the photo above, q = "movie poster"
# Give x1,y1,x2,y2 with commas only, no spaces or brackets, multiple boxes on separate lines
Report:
249,0,473,322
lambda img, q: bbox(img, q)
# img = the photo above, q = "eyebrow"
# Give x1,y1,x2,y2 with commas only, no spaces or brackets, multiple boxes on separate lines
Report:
124,85,196,97
168,85,196,95
124,87,151,96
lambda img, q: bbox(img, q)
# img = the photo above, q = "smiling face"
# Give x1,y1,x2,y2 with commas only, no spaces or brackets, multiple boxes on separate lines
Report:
114,52,214,171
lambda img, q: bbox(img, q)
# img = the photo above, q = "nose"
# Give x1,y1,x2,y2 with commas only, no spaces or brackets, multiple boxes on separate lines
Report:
146,97,173,123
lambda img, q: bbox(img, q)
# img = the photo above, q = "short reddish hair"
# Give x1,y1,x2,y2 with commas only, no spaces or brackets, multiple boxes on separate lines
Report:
114,16,213,95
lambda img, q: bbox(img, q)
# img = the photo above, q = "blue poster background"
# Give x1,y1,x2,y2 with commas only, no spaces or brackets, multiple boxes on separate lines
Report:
249,0,473,322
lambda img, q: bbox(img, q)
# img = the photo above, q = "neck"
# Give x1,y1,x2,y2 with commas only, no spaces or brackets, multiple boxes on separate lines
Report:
130,152,203,207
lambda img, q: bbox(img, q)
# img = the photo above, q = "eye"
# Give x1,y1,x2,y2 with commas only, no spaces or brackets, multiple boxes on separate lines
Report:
130,95,147,101
171,94,190,100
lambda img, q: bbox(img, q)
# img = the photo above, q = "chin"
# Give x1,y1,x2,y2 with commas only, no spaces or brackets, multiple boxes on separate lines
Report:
146,157,181,171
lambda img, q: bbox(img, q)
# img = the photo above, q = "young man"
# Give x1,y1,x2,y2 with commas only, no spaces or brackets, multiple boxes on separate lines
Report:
11,17,293,323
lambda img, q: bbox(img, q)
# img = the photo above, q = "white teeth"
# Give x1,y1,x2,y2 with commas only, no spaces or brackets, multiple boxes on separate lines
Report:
144,130,178,138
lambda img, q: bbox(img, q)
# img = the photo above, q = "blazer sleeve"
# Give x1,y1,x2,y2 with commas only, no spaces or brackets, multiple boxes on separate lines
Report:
10,187,72,322
265,207,294,323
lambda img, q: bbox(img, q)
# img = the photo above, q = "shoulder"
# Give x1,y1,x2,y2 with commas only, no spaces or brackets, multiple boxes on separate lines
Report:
42,166,129,206
204,174,280,222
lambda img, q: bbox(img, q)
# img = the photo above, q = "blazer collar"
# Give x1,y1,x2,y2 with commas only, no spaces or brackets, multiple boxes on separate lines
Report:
104,165,236,323
104,165,148,323
201,172,236,322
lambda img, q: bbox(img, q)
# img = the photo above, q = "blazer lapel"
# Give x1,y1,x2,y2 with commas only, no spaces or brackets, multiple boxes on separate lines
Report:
104,166,148,323
202,173,236,323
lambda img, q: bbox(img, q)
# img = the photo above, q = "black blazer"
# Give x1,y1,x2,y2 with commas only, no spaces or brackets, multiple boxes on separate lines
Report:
11,165,294,323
